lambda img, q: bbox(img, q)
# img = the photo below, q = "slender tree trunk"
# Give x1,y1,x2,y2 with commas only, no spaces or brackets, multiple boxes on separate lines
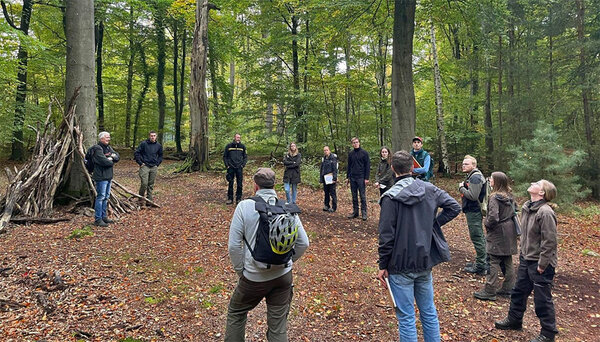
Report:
484,65,494,170
344,38,352,142
2,0,33,161
176,28,186,153
125,4,135,147
497,35,503,149
95,19,105,132
65,0,97,195
173,20,179,146
208,36,219,122
430,22,450,175
228,58,234,115
154,1,167,144
133,44,150,149
391,0,416,152
375,33,388,147
576,0,593,145
469,43,479,128
188,0,216,171
288,7,303,143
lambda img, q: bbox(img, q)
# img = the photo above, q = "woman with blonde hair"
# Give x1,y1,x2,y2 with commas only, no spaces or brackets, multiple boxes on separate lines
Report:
495,179,558,342
474,171,518,301
283,142,301,204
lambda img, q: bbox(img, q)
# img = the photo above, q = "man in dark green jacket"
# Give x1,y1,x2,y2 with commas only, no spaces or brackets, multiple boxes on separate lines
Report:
92,132,120,227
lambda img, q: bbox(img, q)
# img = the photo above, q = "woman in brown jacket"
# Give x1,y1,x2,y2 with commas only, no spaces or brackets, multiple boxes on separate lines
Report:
474,172,518,301
495,179,558,342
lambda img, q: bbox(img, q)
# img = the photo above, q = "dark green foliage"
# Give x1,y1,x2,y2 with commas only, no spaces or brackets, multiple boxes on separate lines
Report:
508,122,590,208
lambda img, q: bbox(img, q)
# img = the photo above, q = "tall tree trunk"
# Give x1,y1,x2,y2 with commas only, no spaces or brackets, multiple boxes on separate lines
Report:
576,0,593,145
124,4,135,147
2,0,33,161
302,16,309,142
375,33,388,147
95,19,105,132
344,38,352,142
133,43,150,149
176,28,186,153
391,0,416,152
484,65,494,170
430,23,450,175
288,6,303,143
153,1,167,144
65,0,97,196
208,36,219,122
469,43,479,127
173,20,179,147
188,0,216,171
497,35,503,149
227,58,234,115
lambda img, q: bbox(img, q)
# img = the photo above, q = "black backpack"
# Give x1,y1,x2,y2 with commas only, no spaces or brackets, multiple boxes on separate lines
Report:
84,145,100,173
243,196,301,268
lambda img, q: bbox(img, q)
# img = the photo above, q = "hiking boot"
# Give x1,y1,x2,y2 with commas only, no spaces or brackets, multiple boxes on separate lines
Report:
226,199,234,205
323,206,330,212
497,289,511,298
102,217,115,224
328,208,335,213
347,213,359,219
361,213,368,221
464,264,487,275
530,334,555,342
473,289,496,301
494,317,522,331
93,219,108,227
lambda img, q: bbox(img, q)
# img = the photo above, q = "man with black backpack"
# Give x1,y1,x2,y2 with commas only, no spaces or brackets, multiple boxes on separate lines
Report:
459,155,488,275
226,168,309,342
88,131,120,227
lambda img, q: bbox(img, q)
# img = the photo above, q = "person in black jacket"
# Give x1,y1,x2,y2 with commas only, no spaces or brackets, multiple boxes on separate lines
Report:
374,146,394,196
134,131,163,206
282,142,301,204
377,150,460,342
346,137,370,220
223,133,248,204
92,132,120,227
319,146,338,212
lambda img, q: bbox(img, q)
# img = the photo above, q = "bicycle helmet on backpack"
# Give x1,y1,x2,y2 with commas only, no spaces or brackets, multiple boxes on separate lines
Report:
268,213,298,255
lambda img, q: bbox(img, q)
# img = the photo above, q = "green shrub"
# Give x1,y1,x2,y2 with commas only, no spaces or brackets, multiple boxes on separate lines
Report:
508,122,590,209
300,158,321,188
67,226,94,240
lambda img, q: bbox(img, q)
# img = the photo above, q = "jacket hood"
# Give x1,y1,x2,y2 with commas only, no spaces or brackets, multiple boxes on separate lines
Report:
382,177,425,206
493,193,513,205
522,199,547,213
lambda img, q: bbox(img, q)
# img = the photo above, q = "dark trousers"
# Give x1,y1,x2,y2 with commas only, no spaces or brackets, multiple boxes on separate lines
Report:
227,167,244,201
225,271,293,342
350,178,367,215
508,256,558,339
323,183,337,211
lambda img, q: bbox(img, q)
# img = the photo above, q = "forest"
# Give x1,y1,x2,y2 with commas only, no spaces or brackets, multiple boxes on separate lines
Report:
0,0,598,200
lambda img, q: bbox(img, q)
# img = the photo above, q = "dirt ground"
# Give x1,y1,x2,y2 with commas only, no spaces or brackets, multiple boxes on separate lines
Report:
1,159,599,341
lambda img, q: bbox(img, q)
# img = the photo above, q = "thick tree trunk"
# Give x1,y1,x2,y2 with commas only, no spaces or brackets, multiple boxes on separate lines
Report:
64,0,97,196
124,4,135,147
188,0,215,171
3,0,33,161
391,0,416,152
154,2,167,145
95,19,105,132
430,23,450,175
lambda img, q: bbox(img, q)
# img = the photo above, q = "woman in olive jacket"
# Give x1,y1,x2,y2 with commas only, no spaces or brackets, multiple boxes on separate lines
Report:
283,142,301,204
374,147,394,196
474,172,518,301
495,179,558,342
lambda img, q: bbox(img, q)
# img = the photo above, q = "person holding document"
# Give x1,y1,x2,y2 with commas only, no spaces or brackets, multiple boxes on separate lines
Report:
319,145,338,213
377,150,461,342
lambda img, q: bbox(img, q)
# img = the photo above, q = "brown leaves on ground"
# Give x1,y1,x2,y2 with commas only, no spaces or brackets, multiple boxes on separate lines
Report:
0,160,599,341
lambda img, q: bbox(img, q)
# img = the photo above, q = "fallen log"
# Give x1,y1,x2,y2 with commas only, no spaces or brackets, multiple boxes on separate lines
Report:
9,217,71,224
112,180,161,208
0,181,22,234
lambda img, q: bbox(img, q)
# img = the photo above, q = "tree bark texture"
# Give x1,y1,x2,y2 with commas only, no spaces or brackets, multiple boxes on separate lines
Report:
64,0,97,196
153,1,167,145
430,23,450,175
95,19,105,131
391,0,416,152
188,0,213,172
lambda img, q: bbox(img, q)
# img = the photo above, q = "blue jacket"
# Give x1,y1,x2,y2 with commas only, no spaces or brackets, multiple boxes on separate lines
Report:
378,176,461,273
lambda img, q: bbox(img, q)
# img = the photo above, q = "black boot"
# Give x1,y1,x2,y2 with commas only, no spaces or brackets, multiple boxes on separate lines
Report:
494,317,522,331
530,334,554,342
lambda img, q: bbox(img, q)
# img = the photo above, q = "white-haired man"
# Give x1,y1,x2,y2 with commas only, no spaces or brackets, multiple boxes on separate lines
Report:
91,132,120,227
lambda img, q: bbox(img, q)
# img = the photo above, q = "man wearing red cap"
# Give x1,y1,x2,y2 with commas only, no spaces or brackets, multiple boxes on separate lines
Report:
410,137,433,181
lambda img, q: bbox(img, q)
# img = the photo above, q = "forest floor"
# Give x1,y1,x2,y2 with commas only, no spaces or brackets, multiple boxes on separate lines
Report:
1,158,599,342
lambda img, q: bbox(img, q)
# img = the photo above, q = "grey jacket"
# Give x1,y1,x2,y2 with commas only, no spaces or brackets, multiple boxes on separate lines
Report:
484,194,518,256
520,200,558,270
378,176,461,273
459,169,485,213
228,189,310,282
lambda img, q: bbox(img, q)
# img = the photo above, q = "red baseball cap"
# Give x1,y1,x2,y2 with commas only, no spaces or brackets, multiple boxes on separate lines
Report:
412,136,423,143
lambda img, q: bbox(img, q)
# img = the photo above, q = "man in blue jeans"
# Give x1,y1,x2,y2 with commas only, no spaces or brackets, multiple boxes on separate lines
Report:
91,131,120,227
377,151,460,341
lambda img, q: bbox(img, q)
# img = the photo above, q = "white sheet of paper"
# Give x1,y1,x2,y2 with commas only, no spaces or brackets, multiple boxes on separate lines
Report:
324,173,334,185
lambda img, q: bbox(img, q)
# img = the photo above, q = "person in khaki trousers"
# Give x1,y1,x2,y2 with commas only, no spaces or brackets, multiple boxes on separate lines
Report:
134,131,163,205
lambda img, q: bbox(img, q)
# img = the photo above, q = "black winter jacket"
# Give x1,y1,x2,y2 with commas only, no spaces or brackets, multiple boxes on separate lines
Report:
223,141,247,169
283,153,302,184
134,139,163,167
347,147,370,180
378,176,461,273
92,143,120,181
319,153,338,183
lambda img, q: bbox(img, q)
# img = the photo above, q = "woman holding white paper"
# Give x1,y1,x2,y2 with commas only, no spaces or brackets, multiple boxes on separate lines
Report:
319,146,338,212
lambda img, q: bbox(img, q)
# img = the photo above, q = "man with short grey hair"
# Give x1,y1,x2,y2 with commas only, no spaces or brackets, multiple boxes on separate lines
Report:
91,131,119,227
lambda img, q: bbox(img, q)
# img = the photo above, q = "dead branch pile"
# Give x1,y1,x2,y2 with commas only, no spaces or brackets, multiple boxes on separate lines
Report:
0,89,158,233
